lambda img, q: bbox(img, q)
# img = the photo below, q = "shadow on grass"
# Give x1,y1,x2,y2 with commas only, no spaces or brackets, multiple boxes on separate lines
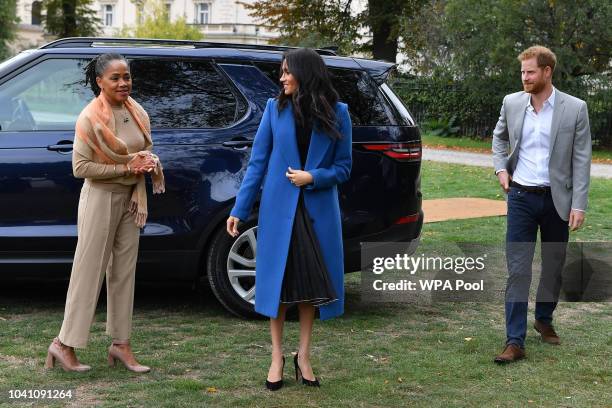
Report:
0,277,223,315
0,272,433,323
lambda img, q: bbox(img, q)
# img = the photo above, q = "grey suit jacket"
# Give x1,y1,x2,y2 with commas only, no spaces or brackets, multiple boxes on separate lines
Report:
492,89,592,221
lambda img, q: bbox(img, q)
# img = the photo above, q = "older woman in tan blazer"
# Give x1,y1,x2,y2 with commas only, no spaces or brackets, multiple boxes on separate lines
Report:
45,53,164,373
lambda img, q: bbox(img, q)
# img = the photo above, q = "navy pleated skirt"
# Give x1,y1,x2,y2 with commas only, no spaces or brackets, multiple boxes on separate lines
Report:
279,191,338,306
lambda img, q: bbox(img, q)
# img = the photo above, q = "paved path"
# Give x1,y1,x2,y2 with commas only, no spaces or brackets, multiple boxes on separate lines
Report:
423,198,506,223
423,148,612,179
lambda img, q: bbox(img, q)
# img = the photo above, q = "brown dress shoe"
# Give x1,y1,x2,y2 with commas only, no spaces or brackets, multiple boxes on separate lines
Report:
108,343,150,373
534,320,561,345
494,344,525,364
44,337,91,372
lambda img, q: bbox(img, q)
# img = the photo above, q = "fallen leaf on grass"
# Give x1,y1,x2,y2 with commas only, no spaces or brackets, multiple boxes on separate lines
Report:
206,387,217,393
464,337,473,341
397,378,403,383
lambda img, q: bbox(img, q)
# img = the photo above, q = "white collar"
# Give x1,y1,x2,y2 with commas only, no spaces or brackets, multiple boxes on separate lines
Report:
527,87,556,111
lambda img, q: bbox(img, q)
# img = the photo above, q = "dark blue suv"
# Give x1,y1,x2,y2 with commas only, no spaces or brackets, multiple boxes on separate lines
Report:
0,38,422,317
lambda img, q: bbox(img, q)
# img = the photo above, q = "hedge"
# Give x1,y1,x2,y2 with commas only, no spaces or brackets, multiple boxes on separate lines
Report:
391,74,612,148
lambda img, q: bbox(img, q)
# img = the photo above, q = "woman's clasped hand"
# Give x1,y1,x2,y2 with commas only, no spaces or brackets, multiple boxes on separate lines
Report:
128,151,156,174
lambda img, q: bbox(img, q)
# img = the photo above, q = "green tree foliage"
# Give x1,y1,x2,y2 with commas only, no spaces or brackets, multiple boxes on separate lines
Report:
0,0,20,61
43,0,102,37
401,0,611,80
396,0,611,144
118,0,203,40
246,0,427,61
245,0,359,55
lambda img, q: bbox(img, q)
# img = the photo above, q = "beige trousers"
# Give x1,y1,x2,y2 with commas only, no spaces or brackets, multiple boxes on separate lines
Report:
59,180,140,348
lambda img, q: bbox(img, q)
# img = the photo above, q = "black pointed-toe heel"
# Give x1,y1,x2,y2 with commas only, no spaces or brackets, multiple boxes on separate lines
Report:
265,356,285,391
293,353,320,387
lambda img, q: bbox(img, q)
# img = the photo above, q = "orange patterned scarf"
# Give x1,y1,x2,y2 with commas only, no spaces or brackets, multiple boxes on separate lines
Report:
74,93,165,227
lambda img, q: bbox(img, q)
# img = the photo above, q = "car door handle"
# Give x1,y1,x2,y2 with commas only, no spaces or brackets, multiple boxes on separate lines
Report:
222,140,253,149
47,142,73,152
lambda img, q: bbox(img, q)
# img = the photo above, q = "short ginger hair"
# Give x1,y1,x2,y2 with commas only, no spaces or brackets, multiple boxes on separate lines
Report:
518,45,557,72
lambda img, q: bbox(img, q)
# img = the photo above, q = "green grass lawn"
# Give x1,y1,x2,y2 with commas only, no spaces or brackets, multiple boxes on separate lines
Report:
0,162,610,407
422,133,612,163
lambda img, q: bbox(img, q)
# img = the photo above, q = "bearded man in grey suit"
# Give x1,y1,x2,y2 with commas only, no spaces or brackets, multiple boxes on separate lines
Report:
492,45,592,364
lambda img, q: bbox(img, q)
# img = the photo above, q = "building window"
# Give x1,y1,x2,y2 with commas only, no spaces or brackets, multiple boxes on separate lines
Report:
165,2,172,20
103,4,114,27
195,3,210,24
31,1,42,25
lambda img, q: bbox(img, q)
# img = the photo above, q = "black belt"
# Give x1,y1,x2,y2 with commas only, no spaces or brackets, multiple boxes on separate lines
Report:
510,181,551,194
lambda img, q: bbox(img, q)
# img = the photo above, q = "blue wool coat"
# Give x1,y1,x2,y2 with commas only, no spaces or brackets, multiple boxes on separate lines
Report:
230,98,352,320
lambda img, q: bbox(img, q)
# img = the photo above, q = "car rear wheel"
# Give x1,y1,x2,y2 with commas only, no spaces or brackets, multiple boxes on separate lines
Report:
206,217,260,318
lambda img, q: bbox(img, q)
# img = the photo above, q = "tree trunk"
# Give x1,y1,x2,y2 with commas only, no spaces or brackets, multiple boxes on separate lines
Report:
368,0,400,63
61,0,76,37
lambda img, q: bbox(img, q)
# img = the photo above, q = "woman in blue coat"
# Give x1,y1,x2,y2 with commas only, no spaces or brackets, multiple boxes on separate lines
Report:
226,48,352,390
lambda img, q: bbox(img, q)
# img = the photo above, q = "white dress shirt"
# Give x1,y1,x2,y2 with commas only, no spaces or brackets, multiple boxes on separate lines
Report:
512,88,555,187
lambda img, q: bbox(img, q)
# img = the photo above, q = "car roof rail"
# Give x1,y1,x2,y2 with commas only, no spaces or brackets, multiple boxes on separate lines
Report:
39,37,338,56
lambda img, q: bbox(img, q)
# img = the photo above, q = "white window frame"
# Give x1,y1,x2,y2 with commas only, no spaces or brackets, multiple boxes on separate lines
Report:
31,1,43,26
103,4,114,27
195,3,210,25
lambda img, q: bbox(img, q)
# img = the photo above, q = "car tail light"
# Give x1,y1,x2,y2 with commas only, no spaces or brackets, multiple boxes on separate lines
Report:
395,213,420,224
362,142,421,162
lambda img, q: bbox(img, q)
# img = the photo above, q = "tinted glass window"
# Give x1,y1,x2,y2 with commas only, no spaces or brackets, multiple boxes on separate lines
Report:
130,59,247,129
0,58,90,131
330,68,393,126
254,61,282,88
253,61,393,126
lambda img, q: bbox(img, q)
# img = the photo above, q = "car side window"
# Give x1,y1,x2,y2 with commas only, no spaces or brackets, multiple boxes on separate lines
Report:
329,68,394,126
129,58,247,129
0,58,90,132
253,61,393,126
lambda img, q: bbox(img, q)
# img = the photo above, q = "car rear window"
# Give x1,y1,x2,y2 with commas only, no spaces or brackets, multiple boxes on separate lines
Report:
253,61,395,126
129,58,247,129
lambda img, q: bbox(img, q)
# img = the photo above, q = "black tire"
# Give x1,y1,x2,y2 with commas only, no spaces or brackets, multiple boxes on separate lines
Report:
206,215,261,319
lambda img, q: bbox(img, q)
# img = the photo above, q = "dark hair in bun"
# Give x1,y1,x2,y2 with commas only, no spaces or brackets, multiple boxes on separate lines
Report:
84,53,129,96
